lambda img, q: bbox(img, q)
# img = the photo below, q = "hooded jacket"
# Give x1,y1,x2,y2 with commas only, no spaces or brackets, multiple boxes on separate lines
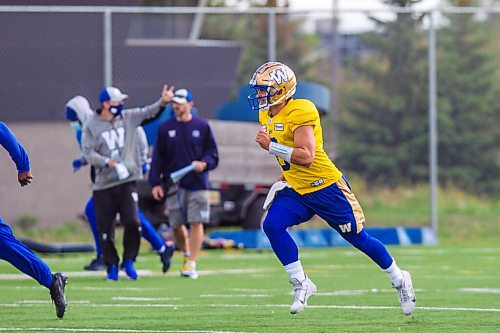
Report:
82,100,164,191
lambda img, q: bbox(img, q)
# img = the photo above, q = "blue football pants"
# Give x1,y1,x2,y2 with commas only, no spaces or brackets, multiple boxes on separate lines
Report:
262,180,393,270
0,217,52,288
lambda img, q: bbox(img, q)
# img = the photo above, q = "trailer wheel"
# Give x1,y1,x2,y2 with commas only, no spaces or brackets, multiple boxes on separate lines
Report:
243,196,266,230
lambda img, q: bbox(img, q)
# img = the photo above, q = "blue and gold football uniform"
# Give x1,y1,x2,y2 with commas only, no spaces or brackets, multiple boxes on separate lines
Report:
249,63,412,316
259,98,342,194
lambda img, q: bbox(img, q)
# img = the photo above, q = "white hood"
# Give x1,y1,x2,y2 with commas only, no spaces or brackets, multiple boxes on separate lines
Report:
66,96,93,124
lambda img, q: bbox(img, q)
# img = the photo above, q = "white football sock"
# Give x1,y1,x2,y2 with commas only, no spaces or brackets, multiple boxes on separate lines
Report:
383,259,404,286
284,260,306,282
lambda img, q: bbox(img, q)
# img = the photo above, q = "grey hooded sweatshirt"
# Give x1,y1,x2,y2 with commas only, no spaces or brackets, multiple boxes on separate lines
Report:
82,100,163,191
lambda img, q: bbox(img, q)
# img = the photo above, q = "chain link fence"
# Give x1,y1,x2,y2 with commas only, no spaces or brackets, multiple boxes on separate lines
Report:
0,6,498,230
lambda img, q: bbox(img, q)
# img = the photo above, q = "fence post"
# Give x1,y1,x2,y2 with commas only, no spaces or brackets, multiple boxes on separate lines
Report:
329,0,340,156
268,10,276,62
428,10,438,235
103,8,112,87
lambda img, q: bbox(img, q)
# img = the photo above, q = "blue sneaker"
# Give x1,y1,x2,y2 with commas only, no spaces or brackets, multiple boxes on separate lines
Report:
121,259,138,280
107,265,119,281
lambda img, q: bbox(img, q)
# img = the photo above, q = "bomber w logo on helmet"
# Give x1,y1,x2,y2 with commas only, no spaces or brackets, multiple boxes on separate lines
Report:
269,69,289,85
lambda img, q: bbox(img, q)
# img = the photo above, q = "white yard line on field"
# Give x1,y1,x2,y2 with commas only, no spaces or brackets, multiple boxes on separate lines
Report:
397,247,500,255
227,288,280,292
112,297,180,301
1,302,500,313
0,268,273,280
17,300,90,304
0,329,253,333
417,275,499,280
315,290,366,296
459,288,500,294
308,305,500,312
200,294,271,298
82,286,164,291
209,303,500,313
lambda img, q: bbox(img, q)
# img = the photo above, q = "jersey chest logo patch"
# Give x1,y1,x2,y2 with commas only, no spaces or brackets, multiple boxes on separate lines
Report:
168,130,176,138
192,130,200,138
274,123,284,131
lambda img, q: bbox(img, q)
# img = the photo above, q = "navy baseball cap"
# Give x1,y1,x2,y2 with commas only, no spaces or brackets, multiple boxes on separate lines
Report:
172,89,193,104
99,87,128,103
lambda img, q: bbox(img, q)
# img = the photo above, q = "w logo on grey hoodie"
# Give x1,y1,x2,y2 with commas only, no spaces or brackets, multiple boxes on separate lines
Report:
82,100,164,191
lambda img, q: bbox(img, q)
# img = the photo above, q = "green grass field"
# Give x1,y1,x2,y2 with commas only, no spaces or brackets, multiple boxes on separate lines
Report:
1,245,500,333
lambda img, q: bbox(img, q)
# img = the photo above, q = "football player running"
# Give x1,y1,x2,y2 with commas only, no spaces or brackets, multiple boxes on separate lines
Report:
0,121,67,318
250,62,415,315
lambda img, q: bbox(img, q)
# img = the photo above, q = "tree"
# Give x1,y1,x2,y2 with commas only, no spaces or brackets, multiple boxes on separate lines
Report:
339,0,499,195
338,0,429,187
199,0,320,85
436,0,500,195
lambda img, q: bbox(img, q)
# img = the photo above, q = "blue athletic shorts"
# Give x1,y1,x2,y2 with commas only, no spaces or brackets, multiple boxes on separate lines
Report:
272,176,365,235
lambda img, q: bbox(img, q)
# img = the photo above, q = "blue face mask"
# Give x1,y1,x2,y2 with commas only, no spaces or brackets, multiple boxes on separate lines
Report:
69,121,81,133
110,104,124,117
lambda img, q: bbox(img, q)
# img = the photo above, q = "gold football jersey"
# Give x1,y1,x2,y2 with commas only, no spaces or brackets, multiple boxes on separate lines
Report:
259,99,342,194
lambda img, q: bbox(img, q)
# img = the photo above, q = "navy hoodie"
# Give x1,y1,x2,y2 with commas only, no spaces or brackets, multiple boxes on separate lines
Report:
149,115,218,190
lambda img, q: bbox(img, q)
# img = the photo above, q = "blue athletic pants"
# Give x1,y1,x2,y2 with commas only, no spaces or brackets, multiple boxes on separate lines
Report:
0,217,52,288
262,178,393,270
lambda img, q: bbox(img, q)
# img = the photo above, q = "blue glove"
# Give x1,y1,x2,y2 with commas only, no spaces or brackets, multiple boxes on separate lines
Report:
141,162,150,175
72,158,83,172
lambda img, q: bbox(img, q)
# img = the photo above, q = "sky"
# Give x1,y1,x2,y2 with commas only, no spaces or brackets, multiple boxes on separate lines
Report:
288,0,442,32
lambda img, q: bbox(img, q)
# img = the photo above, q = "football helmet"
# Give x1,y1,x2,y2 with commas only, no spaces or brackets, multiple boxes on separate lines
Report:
248,62,297,110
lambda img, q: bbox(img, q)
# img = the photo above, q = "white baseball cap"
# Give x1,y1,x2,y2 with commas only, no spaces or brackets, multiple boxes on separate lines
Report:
172,89,194,105
99,86,128,103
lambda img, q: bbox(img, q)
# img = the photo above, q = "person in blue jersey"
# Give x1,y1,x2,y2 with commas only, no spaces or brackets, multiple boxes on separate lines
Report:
82,85,174,281
65,96,175,274
249,62,415,315
0,121,67,318
149,89,219,279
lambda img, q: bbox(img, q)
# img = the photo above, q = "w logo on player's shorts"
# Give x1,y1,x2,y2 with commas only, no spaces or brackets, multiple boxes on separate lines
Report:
339,223,352,233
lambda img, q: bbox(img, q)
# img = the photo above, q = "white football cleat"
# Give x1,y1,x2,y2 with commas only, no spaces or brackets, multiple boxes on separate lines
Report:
394,270,416,315
289,276,317,314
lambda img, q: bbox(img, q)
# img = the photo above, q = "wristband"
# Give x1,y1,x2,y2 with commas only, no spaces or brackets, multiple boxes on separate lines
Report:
269,141,293,163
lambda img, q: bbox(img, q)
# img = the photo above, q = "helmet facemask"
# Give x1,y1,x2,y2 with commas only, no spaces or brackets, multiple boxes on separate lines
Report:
248,85,276,110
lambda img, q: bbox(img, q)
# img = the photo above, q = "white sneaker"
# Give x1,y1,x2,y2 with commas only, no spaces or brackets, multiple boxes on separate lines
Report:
180,261,199,279
289,276,317,314
394,270,416,315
